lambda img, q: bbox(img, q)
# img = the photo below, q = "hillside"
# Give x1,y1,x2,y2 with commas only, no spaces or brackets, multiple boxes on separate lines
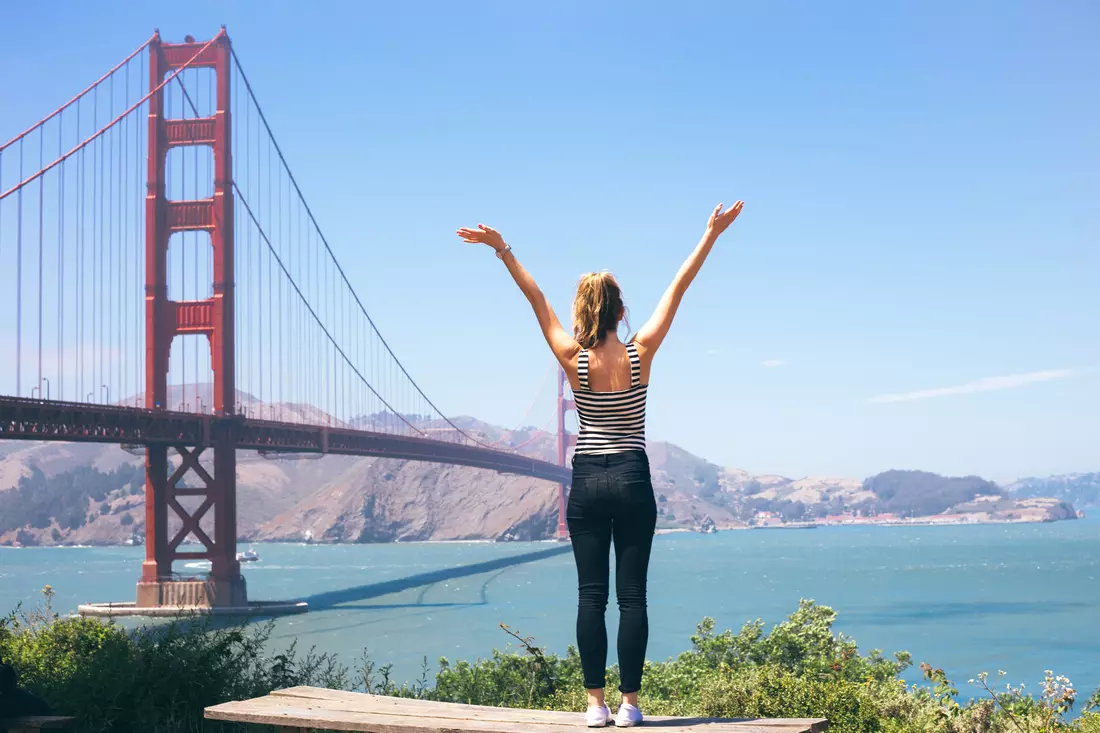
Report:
861,470,1003,517
0,402,747,545
0,401,1084,546
1004,473,1100,510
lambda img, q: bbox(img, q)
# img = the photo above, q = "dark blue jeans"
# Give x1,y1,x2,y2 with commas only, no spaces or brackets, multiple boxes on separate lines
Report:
567,450,657,694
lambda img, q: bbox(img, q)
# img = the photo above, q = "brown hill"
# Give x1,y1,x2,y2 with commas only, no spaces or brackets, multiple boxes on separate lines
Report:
0,402,744,546
0,396,1079,546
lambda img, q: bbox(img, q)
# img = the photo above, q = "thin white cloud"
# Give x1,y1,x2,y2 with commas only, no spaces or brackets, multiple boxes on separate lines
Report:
706,348,723,356
869,368,1079,404
761,359,786,368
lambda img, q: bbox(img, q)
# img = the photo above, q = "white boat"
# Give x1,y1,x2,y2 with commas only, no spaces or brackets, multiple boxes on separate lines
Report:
237,547,260,562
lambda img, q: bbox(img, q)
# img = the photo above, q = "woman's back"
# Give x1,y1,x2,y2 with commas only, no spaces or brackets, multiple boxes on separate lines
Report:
572,340,648,456
570,340,647,392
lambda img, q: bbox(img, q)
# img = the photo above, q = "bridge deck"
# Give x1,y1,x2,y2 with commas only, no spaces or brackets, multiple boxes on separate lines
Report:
0,396,570,484
205,687,828,733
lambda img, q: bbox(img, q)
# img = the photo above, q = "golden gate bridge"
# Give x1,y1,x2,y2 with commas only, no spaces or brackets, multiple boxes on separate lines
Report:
0,28,578,614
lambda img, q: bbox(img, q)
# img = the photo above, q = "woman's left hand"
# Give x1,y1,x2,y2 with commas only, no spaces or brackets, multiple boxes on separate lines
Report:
706,201,744,238
456,224,507,252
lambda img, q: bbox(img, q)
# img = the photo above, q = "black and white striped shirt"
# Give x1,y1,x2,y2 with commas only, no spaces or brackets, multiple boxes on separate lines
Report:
573,341,647,455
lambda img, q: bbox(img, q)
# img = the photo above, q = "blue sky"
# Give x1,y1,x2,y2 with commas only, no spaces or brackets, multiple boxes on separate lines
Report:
1,1,1097,480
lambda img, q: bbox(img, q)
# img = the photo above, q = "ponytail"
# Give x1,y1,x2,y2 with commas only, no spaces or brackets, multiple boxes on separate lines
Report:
572,272,626,348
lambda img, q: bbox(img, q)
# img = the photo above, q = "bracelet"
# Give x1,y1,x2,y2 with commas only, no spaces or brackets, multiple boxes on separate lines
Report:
495,244,512,260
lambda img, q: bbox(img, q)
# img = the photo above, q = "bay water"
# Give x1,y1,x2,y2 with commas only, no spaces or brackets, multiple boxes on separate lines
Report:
2,520,1097,701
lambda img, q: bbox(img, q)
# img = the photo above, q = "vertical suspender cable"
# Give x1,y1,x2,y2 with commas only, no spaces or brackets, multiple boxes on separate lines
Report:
122,61,129,401
117,72,124,403
107,74,115,405
297,196,302,421
59,110,66,400
194,69,201,410
37,119,45,396
17,140,24,397
78,104,85,401
195,68,201,410
137,49,144,404
179,81,187,408
94,87,101,400
246,75,253,416
325,245,330,423
277,142,283,419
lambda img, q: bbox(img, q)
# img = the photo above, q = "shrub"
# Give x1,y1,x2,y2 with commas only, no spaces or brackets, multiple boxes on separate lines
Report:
698,666,883,733
1078,714,1100,733
0,587,347,733
1,589,1094,733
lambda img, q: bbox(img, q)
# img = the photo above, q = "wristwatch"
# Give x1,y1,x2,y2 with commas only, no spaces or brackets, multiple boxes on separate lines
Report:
495,244,512,259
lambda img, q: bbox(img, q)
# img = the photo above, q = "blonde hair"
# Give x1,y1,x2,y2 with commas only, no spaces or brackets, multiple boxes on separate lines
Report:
572,272,627,349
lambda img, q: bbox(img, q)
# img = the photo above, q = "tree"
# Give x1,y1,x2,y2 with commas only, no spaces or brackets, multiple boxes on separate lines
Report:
0,464,143,535
864,470,1002,517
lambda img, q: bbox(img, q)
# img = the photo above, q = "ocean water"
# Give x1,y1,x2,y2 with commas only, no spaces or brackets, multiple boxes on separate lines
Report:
1,520,1097,701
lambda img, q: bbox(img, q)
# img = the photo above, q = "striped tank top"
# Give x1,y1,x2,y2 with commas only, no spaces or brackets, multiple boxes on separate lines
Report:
573,341,648,455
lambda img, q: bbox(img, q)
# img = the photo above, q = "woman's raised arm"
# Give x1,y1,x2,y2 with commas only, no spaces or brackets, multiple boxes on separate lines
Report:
633,201,744,357
456,223,580,366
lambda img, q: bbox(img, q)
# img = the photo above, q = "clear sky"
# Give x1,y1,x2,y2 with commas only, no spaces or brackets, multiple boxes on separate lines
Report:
1,1,1097,480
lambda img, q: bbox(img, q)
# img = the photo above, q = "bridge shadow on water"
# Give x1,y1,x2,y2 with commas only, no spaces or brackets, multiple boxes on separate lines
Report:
301,543,571,612
120,544,572,650
174,543,572,639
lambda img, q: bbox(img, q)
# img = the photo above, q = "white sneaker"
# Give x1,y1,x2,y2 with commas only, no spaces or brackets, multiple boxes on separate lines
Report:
586,705,612,727
615,703,643,727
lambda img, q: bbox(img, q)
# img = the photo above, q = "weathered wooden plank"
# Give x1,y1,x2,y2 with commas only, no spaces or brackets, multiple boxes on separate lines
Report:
206,694,826,733
0,716,76,733
270,688,827,732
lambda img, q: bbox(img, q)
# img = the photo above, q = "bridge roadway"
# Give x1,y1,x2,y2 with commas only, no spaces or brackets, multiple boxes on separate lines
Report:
0,396,571,485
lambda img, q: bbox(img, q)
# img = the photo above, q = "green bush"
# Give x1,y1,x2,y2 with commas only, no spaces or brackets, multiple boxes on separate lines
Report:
698,666,883,733
1077,714,1100,733
2,589,1096,733
0,587,348,733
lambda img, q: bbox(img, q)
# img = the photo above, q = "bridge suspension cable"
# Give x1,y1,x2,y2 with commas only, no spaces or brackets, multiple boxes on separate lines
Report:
0,34,156,155
0,31,562,462
225,50,510,450
0,34,220,408
0,33,224,201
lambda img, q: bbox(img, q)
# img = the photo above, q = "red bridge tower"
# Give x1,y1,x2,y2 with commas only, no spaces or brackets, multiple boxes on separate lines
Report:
139,29,244,609
556,368,576,540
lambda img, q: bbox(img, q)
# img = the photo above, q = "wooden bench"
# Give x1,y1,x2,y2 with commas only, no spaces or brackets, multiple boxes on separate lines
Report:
0,716,75,733
205,687,828,733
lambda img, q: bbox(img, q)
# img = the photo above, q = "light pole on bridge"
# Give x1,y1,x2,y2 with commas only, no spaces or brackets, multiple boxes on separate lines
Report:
101,384,109,405
41,377,50,401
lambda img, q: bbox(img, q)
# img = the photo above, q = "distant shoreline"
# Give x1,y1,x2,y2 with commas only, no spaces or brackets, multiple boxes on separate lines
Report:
2,514,1087,550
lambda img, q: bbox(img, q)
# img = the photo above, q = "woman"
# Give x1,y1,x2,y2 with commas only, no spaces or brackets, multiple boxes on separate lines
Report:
457,200,744,727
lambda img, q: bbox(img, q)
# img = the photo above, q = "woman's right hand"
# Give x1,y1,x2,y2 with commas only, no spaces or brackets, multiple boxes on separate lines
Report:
706,201,744,237
456,224,507,252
